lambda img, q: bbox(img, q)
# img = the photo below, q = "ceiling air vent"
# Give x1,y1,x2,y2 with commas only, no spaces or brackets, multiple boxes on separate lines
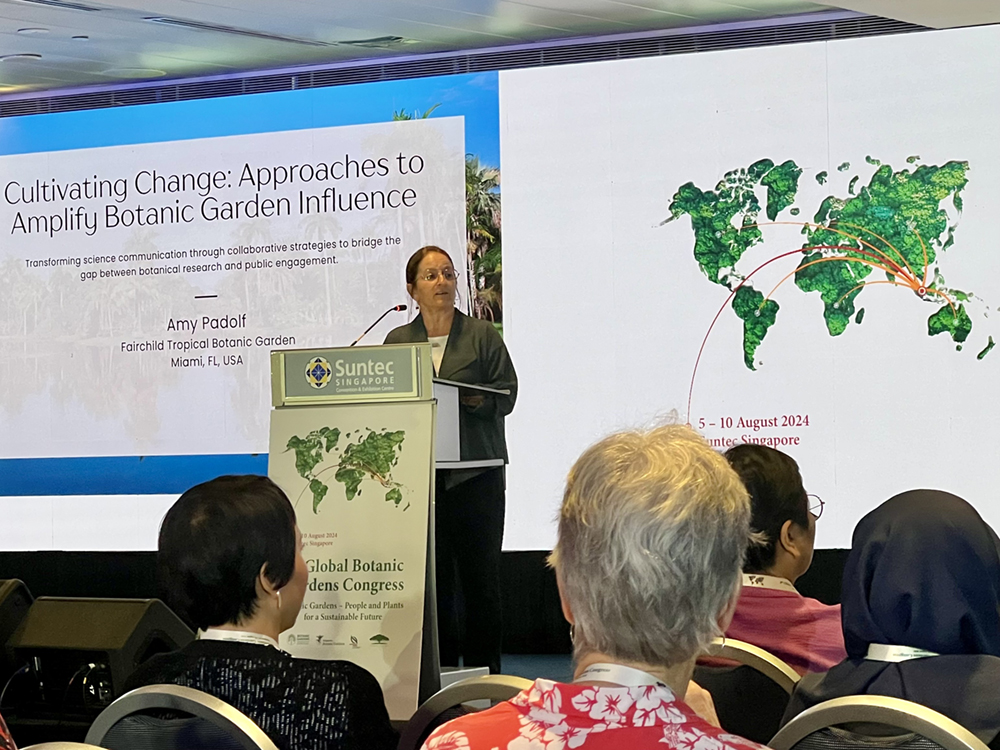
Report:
49,91,112,111
176,78,245,100
468,48,541,72
312,67,381,87
0,98,49,116
112,87,174,107
615,37,667,59
243,75,295,94
382,57,466,81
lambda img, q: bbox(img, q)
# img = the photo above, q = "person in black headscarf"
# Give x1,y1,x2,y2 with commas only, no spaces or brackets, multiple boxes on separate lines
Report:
782,489,1000,747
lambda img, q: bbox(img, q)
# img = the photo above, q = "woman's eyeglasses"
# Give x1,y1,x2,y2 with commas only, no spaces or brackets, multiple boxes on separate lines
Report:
420,268,457,282
808,494,824,519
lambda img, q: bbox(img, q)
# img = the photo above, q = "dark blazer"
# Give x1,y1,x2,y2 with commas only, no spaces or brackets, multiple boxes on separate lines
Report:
384,309,517,462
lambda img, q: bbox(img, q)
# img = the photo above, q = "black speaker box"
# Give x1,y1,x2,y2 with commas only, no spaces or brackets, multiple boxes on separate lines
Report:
8,597,193,708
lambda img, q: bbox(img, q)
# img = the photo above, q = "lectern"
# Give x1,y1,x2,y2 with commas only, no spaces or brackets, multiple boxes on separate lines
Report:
267,343,502,721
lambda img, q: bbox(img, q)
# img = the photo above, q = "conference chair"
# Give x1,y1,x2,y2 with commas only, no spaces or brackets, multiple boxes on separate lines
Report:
693,637,800,744
398,674,532,750
770,695,989,750
84,684,278,750
21,745,106,749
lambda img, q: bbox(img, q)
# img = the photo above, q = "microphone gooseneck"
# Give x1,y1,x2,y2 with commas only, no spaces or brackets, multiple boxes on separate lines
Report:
350,304,408,346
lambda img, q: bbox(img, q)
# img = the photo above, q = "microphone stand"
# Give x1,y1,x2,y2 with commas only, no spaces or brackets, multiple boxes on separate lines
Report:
350,304,407,346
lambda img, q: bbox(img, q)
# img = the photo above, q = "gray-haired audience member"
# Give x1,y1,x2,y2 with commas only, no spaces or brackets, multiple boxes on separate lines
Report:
125,475,397,750
421,425,768,750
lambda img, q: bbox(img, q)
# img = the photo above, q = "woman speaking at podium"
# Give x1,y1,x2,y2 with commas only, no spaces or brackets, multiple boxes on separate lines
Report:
384,245,517,674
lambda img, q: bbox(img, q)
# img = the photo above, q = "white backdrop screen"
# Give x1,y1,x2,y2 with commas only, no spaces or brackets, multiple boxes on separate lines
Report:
500,25,1000,550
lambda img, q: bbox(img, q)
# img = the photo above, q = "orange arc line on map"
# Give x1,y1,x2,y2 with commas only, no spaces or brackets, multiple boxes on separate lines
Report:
834,279,911,307
744,221,917,285
761,255,907,306
924,286,958,318
914,228,931,287
832,220,920,283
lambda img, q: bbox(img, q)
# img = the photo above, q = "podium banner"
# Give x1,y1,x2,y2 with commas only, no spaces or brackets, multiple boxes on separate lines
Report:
267,399,433,720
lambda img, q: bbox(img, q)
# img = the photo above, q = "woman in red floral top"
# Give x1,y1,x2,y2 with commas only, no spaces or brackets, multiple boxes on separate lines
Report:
423,425,770,750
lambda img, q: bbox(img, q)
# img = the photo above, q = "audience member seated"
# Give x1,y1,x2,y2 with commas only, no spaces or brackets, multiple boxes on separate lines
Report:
125,475,397,750
421,425,767,750
721,444,845,674
783,489,1000,748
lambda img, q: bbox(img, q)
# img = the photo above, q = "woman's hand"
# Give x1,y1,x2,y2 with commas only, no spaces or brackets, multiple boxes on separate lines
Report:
460,394,485,408
684,681,721,728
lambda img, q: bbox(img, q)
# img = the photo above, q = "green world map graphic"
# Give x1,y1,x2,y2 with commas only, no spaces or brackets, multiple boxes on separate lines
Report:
665,157,991,369
286,426,407,512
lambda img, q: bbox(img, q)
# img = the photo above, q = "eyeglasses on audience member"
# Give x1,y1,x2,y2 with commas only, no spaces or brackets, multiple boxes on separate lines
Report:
808,493,824,519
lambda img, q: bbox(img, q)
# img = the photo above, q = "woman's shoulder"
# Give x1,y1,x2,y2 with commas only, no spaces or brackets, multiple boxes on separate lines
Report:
456,310,498,334
453,311,507,353
384,318,422,344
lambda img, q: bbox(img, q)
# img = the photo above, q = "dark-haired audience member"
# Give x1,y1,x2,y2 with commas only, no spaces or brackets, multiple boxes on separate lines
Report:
783,490,1000,748
125,475,397,750
722,444,845,674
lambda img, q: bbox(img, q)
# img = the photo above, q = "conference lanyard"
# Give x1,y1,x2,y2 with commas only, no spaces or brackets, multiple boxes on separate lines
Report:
575,663,667,687
198,628,280,650
866,644,939,662
742,573,797,593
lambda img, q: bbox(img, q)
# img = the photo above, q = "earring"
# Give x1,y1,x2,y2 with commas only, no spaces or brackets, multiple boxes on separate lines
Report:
569,624,575,646
276,590,282,611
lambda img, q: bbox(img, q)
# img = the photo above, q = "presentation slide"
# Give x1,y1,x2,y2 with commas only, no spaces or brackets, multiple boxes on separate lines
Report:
0,73,501,550
500,25,1000,549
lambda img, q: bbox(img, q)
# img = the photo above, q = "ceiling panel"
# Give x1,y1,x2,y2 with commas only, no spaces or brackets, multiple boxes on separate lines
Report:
1,0,985,95
824,0,1000,29
0,0,839,93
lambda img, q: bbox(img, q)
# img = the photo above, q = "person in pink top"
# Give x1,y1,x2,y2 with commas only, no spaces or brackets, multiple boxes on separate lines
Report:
722,444,846,674
422,425,770,750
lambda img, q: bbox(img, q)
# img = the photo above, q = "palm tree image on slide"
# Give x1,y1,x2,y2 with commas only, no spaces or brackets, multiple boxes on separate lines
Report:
393,105,504,331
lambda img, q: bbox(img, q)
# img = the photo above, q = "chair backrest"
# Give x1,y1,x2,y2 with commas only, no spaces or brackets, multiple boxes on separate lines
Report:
84,684,279,750
770,696,991,750
21,745,107,750
397,674,533,750
693,638,800,744
706,638,800,694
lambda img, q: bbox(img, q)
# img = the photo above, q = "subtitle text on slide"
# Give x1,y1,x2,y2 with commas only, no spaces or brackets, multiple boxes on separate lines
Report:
18,235,401,283
697,413,811,449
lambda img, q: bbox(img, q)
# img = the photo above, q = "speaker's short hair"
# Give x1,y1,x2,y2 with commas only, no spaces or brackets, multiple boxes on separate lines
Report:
158,475,296,630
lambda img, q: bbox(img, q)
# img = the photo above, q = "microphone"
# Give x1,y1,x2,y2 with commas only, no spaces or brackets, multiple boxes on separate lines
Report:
350,304,407,346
